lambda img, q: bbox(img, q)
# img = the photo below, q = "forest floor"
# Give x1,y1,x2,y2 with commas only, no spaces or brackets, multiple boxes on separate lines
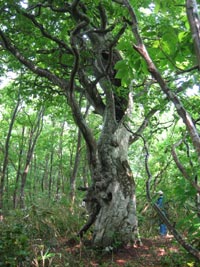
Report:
57,234,185,267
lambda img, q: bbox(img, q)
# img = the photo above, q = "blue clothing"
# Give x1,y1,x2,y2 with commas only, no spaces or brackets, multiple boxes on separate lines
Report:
156,195,167,236
160,224,167,236
156,196,164,209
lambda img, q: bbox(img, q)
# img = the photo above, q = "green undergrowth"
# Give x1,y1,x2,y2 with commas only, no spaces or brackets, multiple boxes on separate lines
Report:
0,197,199,267
0,197,84,267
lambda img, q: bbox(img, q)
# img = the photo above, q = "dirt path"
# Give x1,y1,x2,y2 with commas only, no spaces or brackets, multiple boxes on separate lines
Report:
111,236,178,266
62,235,180,267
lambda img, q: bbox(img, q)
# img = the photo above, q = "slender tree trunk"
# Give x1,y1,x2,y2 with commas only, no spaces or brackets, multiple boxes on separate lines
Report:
0,97,20,211
48,150,54,199
19,108,44,208
56,171,61,200
13,127,25,208
61,166,65,194
195,176,200,218
4,170,9,207
70,129,82,207
20,164,29,209
56,122,65,199
186,0,200,69
48,119,55,199
197,192,200,218
32,153,37,196
41,154,49,193
82,154,89,188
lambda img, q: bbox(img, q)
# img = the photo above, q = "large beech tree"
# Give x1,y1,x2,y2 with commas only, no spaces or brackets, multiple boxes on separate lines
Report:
0,0,200,253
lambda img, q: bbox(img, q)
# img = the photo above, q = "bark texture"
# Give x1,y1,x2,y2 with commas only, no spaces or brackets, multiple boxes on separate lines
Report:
186,0,200,69
80,124,138,247
0,96,21,210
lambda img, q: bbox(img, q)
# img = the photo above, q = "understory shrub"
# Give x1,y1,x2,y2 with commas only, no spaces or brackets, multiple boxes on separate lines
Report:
0,197,84,266
0,217,30,266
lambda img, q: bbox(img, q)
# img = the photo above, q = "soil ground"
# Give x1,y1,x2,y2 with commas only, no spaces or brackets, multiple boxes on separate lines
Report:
60,235,182,267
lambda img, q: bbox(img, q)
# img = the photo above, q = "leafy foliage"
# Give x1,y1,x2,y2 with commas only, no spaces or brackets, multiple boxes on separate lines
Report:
0,197,86,267
0,214,30,266
0,0,200,262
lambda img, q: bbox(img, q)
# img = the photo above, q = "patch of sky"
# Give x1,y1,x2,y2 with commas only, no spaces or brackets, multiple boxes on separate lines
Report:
0,72,17,89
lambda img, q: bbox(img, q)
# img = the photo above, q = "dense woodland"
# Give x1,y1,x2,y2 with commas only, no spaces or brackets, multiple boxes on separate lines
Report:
0,0,200,266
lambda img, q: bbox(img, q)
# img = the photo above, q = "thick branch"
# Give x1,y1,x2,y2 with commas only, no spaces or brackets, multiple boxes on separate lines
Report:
129,108,158,144
78,70,105,115
69,95,97,164
98,3,107,30
78,201,100,238
1,1,97,159
69,6,90,93
67,6,97,163
153,203,200,260
148,65,200,161
21,10,72,54
123,0,200,162
186,0,200,69
123,0,143,45
0,30,97,165
144,136,200,261
0,30,66,89
27,2,70,13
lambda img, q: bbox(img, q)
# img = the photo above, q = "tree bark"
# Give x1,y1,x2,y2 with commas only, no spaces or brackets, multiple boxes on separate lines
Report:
123,0,200,162
48,149,54,199
20,108,44,208
80,124,138,247
171,140,200,193
70,128,82,208
13,126,25,209
70,100,90,207
186,0,200,69
81,154,89,189
0,96,21,211
41,154,50,192
56,122,65,198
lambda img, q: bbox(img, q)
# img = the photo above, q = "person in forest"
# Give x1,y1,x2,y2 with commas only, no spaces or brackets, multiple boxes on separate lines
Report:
156,190,167,237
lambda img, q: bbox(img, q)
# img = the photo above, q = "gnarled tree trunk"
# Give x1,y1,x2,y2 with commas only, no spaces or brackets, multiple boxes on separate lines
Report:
80,124,138,247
